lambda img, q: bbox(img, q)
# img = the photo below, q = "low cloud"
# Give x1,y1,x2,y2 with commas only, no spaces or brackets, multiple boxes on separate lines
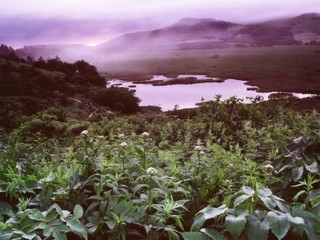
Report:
0,16,162,48
1,0,320,48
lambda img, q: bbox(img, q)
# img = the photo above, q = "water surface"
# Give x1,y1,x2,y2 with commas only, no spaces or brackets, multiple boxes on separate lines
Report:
107,75,316,110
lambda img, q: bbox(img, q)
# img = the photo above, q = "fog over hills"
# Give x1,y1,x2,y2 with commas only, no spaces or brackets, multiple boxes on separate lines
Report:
15,13,320,63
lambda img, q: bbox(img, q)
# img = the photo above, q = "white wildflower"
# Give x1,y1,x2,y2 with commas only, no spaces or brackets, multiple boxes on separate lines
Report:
194,145,202,151
146,167,157,175
141,132,149,137
118,133,125,138
120,142,127,147
200,151,205,155
80,130,88,136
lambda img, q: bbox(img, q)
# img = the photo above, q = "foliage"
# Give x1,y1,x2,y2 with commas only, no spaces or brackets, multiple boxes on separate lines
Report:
95,87,140,114
0,97,320,239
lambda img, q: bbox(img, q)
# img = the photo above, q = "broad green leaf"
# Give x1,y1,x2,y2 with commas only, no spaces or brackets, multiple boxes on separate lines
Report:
73,204,84,219
258,196,276,210
286,213,305,237
248,216,269,240
274,200,289,213
52,228,67,240
305,162,318,173
292,166,304,182
12,230,37,240
66,216,88,240
48,204,63,217
0,201,13,216
225,211,247,238
242,186,255,195
191,205,228,231
270,195,288,212
305,222,320,240
37,222,47,230
61,210,70,219
291,206,316,221
43,224,53,237
0,233,12,240
286,213,305,225
181,232,208,240
53,224,70,233
309,189,320,201
29,210,45,221
234,194,251,207
200,228,227,240
267,212,289,240
132,184,149,194
106,220,117,230
22,233,38,240
257,188,272,197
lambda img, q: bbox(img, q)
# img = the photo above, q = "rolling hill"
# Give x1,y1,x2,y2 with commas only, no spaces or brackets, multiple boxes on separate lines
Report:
15,13,320,60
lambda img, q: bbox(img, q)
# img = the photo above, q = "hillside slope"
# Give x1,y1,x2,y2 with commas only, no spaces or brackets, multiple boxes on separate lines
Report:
15,13,320,60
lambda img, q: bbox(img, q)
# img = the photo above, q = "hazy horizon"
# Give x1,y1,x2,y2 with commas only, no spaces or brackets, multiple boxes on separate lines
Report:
1,0,320,48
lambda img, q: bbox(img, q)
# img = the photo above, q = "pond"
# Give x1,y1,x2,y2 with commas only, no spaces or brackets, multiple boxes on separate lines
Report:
107,75,316,111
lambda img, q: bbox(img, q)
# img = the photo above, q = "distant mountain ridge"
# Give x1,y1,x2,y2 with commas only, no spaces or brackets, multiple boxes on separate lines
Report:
15,13,320,60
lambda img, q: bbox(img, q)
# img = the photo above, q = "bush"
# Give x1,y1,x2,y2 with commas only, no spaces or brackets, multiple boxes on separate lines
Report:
95,87,140,114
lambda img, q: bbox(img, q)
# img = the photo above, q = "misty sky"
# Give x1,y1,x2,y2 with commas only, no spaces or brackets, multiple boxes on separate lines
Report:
1,0,320,48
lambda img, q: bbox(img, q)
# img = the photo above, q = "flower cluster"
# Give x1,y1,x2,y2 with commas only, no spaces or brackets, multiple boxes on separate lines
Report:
146,167,157,175
141,132,149,137
194,145,202,151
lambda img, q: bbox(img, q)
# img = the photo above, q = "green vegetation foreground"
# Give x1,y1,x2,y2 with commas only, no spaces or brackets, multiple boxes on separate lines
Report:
1,97,320,239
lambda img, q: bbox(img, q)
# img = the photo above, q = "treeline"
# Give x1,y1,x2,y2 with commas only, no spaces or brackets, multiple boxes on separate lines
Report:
0,44,22,61
27,56,106,86
0,44,104,85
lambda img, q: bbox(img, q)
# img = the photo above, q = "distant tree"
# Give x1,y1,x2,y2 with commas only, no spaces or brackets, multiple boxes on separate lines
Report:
26,56,35,64
0,44,19,61
74,60,98,76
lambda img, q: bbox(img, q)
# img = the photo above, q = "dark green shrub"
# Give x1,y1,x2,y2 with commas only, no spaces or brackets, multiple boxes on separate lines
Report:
95,87,140,114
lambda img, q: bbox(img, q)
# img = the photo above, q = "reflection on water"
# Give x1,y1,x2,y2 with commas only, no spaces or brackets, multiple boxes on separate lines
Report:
106,75,316,111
